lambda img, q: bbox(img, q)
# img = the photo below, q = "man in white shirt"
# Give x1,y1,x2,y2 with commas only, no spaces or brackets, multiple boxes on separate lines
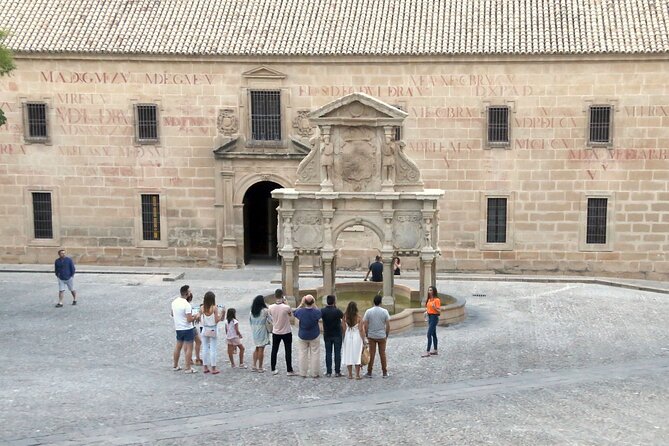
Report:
171,284,198,373
268,289,297,376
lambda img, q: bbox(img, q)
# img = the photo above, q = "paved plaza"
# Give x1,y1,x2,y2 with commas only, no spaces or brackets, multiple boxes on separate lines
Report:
1,265,668,445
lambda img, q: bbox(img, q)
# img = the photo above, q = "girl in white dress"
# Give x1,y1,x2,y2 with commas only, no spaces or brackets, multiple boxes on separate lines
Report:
341,301,366,379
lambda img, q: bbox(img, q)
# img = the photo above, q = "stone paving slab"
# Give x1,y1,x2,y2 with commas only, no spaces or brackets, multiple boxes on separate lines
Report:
1,266,668,445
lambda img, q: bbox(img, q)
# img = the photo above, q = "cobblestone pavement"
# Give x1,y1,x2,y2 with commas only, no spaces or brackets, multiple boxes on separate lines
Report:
1,265,668,445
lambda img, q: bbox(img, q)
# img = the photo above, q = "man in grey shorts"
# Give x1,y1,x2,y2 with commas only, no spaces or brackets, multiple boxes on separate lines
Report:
54,249,77,307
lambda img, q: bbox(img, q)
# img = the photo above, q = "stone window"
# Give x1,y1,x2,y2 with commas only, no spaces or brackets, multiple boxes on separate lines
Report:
23,101,49,143
250,90,282,142
486,105,510,147
579,192,614,251
135,191,168,247
479,192,514,250
25,187,60,246
486,197,507,243
141,194,161,241
32,192,53,239
134,104,159,144
588,105,613,146
586,198,608,244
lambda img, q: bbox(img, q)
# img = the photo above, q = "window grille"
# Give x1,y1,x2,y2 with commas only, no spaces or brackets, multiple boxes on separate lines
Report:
487,106,509,145
586,198,607,244
25,102,49,141
486,198,507,243
589,105,612,145
141,194,161,241
135,104,159,143
250,90,281,141
32,192,53,239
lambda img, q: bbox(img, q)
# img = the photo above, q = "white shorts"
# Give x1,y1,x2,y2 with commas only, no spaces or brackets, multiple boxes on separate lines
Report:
58,278,75,292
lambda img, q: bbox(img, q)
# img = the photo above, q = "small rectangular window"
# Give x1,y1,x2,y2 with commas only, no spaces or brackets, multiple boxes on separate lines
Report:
589,105,612,145
141,194,161,241
250,90,281,141
586,198,608,244
486,198,507,243
24,102,49,142
32,192,53,239
392,104,403,141
487,106,509,145
135,104,159,143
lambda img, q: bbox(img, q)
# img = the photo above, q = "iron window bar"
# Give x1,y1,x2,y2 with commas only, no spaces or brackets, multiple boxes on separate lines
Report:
250,90,282,142
141,194,161,241
32,192,53,239
25,102,49,141
589,105,612,145
586,198,607,244
135,104,159,143
487,106,509,146
486,197,507,243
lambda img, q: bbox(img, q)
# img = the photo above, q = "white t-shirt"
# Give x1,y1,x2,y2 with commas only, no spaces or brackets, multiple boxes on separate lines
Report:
225,319,239,340
171,297,193,331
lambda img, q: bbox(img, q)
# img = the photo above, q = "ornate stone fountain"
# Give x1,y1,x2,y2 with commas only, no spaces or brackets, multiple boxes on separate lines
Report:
272,93,444,305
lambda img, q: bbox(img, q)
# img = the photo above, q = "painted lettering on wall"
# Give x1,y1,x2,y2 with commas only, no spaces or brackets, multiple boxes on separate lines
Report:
297,85,429,97
623,106,669,117
568,148,669,161
41,71,129,84
409,106,478,119
0,144,26,155
145,73,213,85
55,94,109,105
409,74,516,87
55,107,130,125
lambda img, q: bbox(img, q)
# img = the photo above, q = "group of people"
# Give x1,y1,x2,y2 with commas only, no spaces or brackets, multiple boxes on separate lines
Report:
171,284,443,377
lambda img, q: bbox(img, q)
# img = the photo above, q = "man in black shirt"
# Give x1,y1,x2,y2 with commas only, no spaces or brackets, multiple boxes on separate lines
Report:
364,255,384,282
320,294,344,377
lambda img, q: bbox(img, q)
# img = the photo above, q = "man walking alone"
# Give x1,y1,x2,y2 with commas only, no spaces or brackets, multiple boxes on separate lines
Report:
54,249,77,307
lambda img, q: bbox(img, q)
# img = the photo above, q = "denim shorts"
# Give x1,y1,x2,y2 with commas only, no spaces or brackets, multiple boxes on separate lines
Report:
58,278,74,292
176,329,195,343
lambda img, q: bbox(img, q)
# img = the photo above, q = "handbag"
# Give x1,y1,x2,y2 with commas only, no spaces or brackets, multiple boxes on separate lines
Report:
360,343,370,366
202,328,216,338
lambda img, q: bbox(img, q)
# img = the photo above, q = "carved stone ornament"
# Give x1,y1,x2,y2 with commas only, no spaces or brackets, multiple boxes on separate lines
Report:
292,213,323,248
217,108,238,136
292,110,314,137
395,141,421,183
295,137,319,183
338,127,376,192
393,213,423,249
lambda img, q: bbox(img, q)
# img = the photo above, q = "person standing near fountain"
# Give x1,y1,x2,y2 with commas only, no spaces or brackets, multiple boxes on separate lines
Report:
341,301,366,379
364,255,383,282
269,289,297,376
363,294,390,378
320,294,344,377
422,285,441,357
293,294,322,378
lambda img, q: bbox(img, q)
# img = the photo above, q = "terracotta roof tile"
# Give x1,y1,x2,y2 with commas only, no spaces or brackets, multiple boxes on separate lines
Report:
0,0,667,56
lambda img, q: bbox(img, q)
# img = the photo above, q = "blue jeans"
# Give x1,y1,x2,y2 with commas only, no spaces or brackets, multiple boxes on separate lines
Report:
426,314,439,352
324,336,342,374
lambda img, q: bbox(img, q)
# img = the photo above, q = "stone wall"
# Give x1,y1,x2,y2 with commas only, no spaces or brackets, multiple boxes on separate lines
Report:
0,56,667,278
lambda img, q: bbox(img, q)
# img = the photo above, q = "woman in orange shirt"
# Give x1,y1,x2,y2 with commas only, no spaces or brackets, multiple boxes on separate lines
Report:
421,285,441,357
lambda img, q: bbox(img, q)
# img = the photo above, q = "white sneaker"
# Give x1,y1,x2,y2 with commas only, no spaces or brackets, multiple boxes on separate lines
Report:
272,369,279,375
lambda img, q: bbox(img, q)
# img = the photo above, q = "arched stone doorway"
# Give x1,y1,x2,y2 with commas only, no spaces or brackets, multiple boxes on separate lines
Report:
243,181,282,264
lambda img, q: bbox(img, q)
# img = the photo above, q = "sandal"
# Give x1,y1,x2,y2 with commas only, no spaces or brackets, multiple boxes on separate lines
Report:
429,351,438,356
203,369,211,374
172,367,182,372
184,368,198,374
238,364,247,369
55,303,63,308
211,370,220,375
421,353,431,358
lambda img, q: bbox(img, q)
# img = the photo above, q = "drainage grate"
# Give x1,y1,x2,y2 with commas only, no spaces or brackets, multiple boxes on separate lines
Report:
472,293,487,297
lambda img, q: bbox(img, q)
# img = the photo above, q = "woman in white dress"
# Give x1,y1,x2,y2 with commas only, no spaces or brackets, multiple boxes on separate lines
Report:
341,301,366,379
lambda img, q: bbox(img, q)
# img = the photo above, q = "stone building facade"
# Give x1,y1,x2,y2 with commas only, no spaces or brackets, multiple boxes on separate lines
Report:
1,0,668,279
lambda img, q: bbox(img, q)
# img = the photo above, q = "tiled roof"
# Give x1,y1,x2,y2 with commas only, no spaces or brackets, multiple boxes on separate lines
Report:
1,0,668,56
